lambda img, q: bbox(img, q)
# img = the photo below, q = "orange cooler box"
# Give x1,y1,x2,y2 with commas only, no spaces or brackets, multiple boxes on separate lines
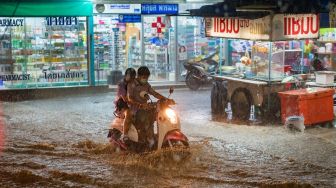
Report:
278,88,334,125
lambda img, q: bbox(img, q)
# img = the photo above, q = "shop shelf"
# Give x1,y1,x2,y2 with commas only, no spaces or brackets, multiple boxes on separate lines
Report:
316,40,336,43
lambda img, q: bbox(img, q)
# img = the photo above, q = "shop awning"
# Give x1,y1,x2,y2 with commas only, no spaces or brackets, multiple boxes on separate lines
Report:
0,0,93,17
187,0,330,18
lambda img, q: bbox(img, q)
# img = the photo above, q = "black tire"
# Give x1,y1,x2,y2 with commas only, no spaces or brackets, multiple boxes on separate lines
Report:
217,81,228,117
211,82,220,114
167,140,189,148
231,88,252,121
162,140,190,162
186,71,201,90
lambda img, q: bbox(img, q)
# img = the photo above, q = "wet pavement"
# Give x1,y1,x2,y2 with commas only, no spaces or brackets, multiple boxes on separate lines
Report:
0,88,335,187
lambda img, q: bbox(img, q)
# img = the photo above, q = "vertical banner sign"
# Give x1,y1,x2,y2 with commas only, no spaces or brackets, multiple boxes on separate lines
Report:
272,14,319,41
205,16,271,40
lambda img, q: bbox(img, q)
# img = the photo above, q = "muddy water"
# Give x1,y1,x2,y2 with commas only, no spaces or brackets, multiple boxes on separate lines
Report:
0,89,335,187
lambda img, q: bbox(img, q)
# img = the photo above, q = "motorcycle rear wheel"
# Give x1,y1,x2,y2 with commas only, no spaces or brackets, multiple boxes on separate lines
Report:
186,72,201,90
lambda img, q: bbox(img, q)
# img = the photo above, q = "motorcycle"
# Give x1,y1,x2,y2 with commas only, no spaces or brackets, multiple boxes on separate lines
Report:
182,55,223,90
108,88,189,153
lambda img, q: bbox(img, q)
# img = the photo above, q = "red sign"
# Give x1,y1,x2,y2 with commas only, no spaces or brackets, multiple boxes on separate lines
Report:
151,17,165,33
206,14,319,41
272,14,319,40
212,18,249,33
205,16,271,40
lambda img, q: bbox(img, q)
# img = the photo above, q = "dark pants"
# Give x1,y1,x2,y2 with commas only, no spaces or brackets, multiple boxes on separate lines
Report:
134,109,155,146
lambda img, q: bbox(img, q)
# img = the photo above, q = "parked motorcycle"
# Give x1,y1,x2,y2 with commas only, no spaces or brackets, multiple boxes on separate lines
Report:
108,88,189,153
182,58,221,90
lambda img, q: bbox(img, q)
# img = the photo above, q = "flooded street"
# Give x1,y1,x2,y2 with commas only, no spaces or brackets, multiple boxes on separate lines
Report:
0,88,335,187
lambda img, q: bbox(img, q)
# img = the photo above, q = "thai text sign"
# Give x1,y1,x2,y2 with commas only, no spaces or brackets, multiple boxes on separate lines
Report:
93,4,141,14
205,14,319,41
205,16,271,40
272,14,319,41
118,14,141,23
141,4,178,15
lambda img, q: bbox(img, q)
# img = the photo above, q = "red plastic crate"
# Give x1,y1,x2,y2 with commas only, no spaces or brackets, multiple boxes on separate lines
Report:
278,88,334,125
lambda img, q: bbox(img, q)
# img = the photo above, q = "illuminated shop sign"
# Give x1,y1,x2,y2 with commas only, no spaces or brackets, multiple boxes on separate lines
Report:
111,4,130,9
94,4,141,14
118,14,141,23
206,14,319,41
0,18,24,27
94,3,179,15
273,14,319,41
206,16,271,40
141,4,178,15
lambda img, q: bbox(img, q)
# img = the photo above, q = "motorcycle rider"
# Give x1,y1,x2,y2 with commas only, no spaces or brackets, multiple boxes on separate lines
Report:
127,66,174,149
109,68,136,139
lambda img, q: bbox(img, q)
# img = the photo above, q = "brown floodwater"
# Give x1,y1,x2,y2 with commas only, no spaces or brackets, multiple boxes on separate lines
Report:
0,89,335,187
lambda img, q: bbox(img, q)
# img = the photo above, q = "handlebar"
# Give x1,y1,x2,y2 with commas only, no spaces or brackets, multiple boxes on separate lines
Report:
145,98,175,109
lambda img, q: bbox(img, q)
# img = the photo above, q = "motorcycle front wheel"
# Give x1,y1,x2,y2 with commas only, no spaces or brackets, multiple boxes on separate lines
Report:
162,140,190,162
186,71,201,90
168,140,189,148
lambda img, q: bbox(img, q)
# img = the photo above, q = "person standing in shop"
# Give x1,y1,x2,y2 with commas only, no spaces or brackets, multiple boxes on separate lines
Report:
312,53,326,71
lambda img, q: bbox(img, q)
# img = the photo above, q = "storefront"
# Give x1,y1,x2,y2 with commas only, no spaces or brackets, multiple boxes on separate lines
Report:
176,13,222,81
0,1,236,90
93,4,178,85
0,1,93,89
93,3,222,84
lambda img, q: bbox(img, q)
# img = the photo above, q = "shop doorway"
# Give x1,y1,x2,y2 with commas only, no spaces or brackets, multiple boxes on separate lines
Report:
93,14,142,85
94,14,177,84
176,16,222,81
